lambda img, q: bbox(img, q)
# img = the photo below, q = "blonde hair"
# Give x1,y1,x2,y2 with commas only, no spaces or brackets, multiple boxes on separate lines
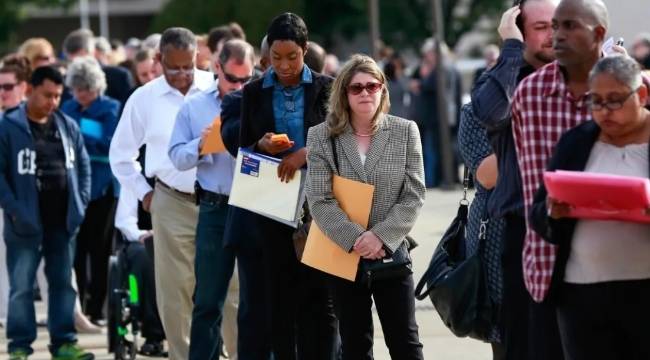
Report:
18,38,54,69
327,54,390,136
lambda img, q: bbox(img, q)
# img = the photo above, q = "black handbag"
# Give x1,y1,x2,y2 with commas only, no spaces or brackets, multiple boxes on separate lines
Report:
414,167,496,341
329,136,413,288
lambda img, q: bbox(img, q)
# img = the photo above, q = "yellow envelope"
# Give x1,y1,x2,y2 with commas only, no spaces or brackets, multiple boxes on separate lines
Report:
200,116,226,155
301,175,374,281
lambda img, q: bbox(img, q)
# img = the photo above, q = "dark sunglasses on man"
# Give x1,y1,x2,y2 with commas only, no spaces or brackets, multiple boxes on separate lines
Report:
220,66,252,84
0,83,17,92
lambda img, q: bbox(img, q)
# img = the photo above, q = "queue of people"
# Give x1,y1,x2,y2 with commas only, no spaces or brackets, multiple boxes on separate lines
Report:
2,1,650,359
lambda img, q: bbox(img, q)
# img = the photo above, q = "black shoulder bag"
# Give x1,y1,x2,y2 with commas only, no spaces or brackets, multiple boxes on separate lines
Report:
329,136,413,288
414,167,495,341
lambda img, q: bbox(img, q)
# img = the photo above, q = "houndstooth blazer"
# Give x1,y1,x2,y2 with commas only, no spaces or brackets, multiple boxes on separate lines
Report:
306,114,425,254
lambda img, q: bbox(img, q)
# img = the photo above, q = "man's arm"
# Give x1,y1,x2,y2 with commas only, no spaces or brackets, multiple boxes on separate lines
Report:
221,91,242,158
0,128,20,216
168,102,203,171
73,123,92,207
109,93,152,200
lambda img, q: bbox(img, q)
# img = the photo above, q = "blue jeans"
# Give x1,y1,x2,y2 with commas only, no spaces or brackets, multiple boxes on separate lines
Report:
189,196,236,360
422,127,440,188
5,225,77,355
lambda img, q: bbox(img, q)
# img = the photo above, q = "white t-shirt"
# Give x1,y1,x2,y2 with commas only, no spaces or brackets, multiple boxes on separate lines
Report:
565,141,650,284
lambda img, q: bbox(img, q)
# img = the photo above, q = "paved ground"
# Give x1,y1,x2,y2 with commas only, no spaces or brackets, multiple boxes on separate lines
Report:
0,188,492,359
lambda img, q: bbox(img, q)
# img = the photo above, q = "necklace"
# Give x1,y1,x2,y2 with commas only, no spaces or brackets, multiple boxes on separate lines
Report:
353,131,373,137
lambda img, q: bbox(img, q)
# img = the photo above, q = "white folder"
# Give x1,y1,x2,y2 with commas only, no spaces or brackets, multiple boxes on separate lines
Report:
228,148,305,227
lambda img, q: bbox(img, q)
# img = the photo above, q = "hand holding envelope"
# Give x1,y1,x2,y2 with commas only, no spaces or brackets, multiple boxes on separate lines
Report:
199,116,226,155
302,175,375,281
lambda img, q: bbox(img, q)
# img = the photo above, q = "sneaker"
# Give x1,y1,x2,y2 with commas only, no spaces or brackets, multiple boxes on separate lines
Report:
51,343,94,360
139,341,167,357
9,349,29,360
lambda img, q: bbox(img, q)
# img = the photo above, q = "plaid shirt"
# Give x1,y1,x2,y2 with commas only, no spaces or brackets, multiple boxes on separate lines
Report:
511,61,591,302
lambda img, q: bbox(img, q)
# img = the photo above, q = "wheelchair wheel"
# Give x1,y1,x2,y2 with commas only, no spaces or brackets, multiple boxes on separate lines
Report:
107,255,122,353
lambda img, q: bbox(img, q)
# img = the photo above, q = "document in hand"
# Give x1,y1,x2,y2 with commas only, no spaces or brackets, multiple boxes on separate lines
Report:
199,116,226,155
228,148,305,227
301,175,375,281
544,170,650,223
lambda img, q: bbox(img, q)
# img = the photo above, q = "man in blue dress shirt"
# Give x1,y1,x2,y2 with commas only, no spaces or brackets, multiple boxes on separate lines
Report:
168,39,255,360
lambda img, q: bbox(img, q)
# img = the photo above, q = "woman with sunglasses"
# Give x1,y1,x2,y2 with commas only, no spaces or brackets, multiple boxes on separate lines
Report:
238,12,338,360
0,55,31,115
530,55,650,360
306,54,425,359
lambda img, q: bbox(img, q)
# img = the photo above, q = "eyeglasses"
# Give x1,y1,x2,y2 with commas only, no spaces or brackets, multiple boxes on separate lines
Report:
161,58,194,76
587,87,638,111
221,69,252,84
347,82,383,96
0,83,17,92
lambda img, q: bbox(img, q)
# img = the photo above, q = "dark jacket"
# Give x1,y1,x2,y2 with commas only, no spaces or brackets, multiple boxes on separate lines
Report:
529,120,650,297
0,104,91,243
471,39,535,218
223,70,332,248
61,95,120,200
102,65,136,106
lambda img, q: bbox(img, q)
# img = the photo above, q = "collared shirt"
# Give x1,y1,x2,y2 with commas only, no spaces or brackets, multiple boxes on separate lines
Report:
168,82,236,195
511,61,591,302
471,39,535,218
262,66,313,151
109,70,214,199
115,186,148,242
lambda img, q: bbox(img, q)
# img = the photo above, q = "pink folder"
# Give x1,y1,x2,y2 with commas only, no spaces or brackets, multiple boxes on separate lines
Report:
543,170,650,224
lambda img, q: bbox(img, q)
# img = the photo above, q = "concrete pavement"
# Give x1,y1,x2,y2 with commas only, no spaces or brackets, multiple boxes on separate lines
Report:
0,188,492,359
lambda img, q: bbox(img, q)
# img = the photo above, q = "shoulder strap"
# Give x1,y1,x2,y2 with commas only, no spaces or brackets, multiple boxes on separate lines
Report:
330,136,340,175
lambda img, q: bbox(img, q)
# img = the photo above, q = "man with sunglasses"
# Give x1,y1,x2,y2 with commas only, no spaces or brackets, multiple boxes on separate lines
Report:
168,38,255,360
109,27,213,360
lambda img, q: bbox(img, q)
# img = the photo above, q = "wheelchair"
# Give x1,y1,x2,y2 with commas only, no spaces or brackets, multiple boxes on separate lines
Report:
107,235,145,360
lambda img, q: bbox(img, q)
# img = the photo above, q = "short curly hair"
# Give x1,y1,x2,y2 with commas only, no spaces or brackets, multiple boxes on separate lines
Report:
266,13,308,49
0,54,32,83
65,56,107,94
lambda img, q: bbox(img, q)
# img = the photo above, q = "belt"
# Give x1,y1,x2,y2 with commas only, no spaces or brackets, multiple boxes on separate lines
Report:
155,178,195,201
194,182,229,205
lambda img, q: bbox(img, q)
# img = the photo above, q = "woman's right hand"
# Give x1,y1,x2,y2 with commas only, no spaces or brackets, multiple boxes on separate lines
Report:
257,132,294,155
547,197,572,219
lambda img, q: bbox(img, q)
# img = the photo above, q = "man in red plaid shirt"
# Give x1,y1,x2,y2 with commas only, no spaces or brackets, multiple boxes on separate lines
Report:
511,0,609,357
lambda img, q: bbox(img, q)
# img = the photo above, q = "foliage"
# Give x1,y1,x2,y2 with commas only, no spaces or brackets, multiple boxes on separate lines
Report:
0,0,75,54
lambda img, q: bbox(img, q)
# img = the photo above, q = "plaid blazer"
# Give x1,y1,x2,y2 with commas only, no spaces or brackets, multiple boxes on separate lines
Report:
305,115,425,254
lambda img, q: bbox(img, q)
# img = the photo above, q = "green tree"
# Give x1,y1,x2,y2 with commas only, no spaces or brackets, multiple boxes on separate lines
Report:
0,0,75,54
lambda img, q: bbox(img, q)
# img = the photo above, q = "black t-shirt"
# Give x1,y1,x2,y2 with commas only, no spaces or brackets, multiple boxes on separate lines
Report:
29,117,68,227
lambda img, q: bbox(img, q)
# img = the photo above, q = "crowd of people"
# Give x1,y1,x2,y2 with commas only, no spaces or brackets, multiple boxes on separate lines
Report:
0,0,649,359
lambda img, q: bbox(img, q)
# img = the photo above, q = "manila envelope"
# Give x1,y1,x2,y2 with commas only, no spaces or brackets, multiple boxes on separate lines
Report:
301,175,374,281
200,116,226,155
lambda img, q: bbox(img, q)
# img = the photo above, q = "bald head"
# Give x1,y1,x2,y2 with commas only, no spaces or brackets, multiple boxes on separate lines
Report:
557,0,609,30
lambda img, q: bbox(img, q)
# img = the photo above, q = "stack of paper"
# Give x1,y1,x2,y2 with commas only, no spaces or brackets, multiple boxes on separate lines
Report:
228,148,305,227
302,175,375,281
544,170,650,223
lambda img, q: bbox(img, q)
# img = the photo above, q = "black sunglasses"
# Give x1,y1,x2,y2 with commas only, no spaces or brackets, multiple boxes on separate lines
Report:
0,83,17,92
221,69,252,84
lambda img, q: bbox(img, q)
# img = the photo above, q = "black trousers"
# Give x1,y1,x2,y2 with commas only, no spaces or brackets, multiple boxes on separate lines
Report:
330,273,423,360
124,239,165,342
502,214,564,360
501,214,530,360
556,280,650,360
74,191,116,320
260,221,338,360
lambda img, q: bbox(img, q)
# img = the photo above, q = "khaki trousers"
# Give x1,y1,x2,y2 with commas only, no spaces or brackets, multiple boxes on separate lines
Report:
151,183,198,360
222,264,239,359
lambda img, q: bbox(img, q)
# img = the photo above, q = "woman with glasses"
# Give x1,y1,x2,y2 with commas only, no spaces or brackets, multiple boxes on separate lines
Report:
60,56,121,327
306,54,425,359
238,12,338,360
0,55,30,115
530,55,650,360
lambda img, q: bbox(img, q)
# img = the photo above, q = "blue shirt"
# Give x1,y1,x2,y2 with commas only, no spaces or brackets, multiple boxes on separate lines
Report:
471,39,533,218
262,66,313,151
168,83,236,195
61,95,120,200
